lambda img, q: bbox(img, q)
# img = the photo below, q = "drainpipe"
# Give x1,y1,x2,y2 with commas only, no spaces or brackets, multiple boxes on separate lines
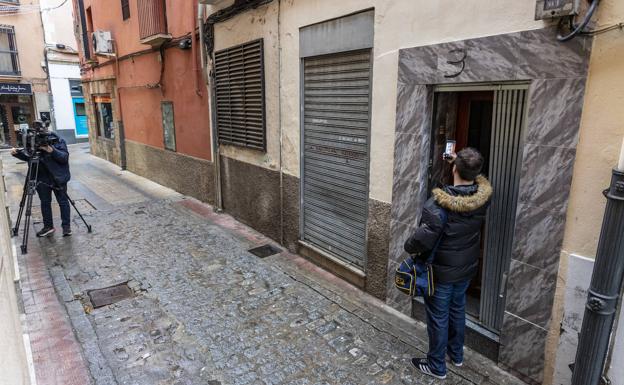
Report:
199,2,222,211
192,1,202,97
571,147,624,385
42,47,58,131
112,42,127,170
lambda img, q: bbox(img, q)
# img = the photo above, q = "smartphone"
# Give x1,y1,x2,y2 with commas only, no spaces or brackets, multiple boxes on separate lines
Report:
443,140,456,160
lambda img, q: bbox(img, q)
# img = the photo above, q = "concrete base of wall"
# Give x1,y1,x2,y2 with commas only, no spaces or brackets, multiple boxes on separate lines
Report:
366,199,391,300
125,140,215,204
91,137,120,167
219,155,391,300
220,155,281,242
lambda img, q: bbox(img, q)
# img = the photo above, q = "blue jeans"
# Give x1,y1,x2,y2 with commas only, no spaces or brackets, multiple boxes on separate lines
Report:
36,183,70,228
424,280,471,376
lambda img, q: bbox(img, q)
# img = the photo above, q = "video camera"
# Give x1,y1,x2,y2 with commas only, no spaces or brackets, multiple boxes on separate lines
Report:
20,120,58,156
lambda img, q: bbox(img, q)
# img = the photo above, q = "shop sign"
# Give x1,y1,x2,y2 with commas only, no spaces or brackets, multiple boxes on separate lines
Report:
0,82,32,95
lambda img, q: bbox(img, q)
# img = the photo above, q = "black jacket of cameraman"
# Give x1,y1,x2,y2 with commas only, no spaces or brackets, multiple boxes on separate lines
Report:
12,132,71,186
404,176,492,284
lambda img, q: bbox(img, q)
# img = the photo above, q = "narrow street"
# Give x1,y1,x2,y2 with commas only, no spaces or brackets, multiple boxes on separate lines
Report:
3,144,523,385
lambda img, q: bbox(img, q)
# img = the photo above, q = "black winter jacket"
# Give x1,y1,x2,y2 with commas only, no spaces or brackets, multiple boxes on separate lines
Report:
404,176,492,284
12,133,71,186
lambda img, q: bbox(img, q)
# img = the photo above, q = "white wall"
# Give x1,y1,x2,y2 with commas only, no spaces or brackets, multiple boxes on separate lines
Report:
40,0,78,49
553,253,624,385
0,160,31,385
49,63,81,134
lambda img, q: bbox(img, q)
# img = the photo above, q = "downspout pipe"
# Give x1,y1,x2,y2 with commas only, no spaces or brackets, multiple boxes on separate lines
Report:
199,2,222,211
571,169,624,385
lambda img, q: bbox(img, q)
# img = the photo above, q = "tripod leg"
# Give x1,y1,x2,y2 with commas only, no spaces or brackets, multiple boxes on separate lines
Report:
62,190,92,233
21,158,41,254
21,189,35,254
13,164,32,236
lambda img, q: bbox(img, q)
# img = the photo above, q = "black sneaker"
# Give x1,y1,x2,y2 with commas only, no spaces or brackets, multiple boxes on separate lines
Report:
36,227,55,237
412,357,447,380
62,226,72,237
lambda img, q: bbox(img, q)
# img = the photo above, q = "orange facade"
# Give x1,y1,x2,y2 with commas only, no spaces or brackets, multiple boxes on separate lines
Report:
77,0,211,160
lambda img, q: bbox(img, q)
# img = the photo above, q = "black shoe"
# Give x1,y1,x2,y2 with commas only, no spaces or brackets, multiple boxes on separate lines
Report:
62,226,72,237
36,227,55,237
412,357,447,380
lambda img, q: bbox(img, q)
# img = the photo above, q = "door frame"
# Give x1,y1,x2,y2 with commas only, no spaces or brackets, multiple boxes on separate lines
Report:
429,82,530,335
72,97,88,138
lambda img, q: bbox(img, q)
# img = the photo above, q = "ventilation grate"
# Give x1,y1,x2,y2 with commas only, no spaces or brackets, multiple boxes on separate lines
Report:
248,244,282,259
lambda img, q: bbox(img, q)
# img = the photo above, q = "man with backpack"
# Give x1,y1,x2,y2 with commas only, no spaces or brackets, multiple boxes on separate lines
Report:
404,147,492,380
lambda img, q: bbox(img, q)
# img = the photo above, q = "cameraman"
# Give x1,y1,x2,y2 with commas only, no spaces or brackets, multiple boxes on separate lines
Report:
11,123,72,237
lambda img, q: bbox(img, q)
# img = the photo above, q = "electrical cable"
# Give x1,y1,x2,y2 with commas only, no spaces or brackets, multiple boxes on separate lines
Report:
557,0,600,42
581,22,624,36
42,0,69,11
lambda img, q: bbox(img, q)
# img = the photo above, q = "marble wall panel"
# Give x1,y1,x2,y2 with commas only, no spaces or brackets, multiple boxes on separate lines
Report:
515,29,592,80
500,312,549,384
525,78,587,148
392,26,591,384
504,259,558,329
512,203,566,270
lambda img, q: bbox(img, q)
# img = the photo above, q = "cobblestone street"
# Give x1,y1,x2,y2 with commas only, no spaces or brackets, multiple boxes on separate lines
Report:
3,144,524,385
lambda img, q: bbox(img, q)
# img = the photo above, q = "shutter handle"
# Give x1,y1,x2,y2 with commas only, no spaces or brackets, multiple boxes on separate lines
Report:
499,272,508,298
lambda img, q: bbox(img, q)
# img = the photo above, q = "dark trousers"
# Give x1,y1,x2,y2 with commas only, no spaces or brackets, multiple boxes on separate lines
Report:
424,280,471,376
36,182,70,228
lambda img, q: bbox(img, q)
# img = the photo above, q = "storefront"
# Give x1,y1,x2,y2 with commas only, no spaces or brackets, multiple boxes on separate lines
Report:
0,82,35,148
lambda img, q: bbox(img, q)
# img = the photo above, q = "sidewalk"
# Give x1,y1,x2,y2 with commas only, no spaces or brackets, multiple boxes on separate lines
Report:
2,144,524,385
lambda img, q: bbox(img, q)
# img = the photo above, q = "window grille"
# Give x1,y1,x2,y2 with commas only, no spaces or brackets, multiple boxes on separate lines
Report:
0,25,20,76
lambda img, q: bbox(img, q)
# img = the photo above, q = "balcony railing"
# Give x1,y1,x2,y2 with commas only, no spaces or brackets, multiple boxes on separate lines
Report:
137,0,170,46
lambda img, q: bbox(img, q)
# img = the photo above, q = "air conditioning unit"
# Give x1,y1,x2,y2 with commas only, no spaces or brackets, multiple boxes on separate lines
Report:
92,30,114,55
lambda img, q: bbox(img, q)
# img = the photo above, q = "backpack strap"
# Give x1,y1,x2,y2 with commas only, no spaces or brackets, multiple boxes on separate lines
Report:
425,207,448,264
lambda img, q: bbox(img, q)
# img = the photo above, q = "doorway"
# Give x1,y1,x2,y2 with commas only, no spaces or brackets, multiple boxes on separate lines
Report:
429,85,527,333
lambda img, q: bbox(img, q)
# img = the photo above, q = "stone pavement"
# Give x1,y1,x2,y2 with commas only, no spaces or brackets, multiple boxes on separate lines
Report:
2,144,525,385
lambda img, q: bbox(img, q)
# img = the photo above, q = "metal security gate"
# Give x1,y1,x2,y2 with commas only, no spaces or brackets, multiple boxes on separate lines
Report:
301,49,372,269
480,87,527,332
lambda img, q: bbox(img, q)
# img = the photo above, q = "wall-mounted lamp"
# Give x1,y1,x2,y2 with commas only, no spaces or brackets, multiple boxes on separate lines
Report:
178,38,192,50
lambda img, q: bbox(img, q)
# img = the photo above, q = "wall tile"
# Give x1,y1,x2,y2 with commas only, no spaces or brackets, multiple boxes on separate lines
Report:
463,34,518,82
512,203,566,270
504,259,557,329
392,133,423,183
515,28,592,80
517,145,576,215
525,78,586,148
395,84,430,134
500,312,548,384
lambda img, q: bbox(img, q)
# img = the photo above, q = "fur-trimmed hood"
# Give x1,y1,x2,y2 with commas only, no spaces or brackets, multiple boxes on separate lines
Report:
432,175,492,213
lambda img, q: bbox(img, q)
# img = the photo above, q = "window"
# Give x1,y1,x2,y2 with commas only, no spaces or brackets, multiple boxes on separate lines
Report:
75,103,86,116
0,25,20,76
121,0,130,20
94,95,114,139
214,39,266,151
161,101,175,151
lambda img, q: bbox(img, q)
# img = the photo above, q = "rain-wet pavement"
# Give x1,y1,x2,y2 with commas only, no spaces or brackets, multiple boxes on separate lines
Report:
2,144,525,385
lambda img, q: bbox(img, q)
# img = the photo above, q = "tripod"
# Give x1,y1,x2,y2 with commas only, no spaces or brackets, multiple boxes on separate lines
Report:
12,152,92,254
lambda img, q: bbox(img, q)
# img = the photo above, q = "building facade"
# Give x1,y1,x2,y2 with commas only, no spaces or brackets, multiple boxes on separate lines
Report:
72,1,624,384
41,0,86,144
0,0,50,149
72,0,213,202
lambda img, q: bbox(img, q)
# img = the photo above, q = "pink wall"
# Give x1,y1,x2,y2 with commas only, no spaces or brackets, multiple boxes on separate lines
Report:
76,0,211,160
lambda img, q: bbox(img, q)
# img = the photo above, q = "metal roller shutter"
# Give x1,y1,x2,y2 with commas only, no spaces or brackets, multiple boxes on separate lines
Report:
480,87,527,332
302,49,372,269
